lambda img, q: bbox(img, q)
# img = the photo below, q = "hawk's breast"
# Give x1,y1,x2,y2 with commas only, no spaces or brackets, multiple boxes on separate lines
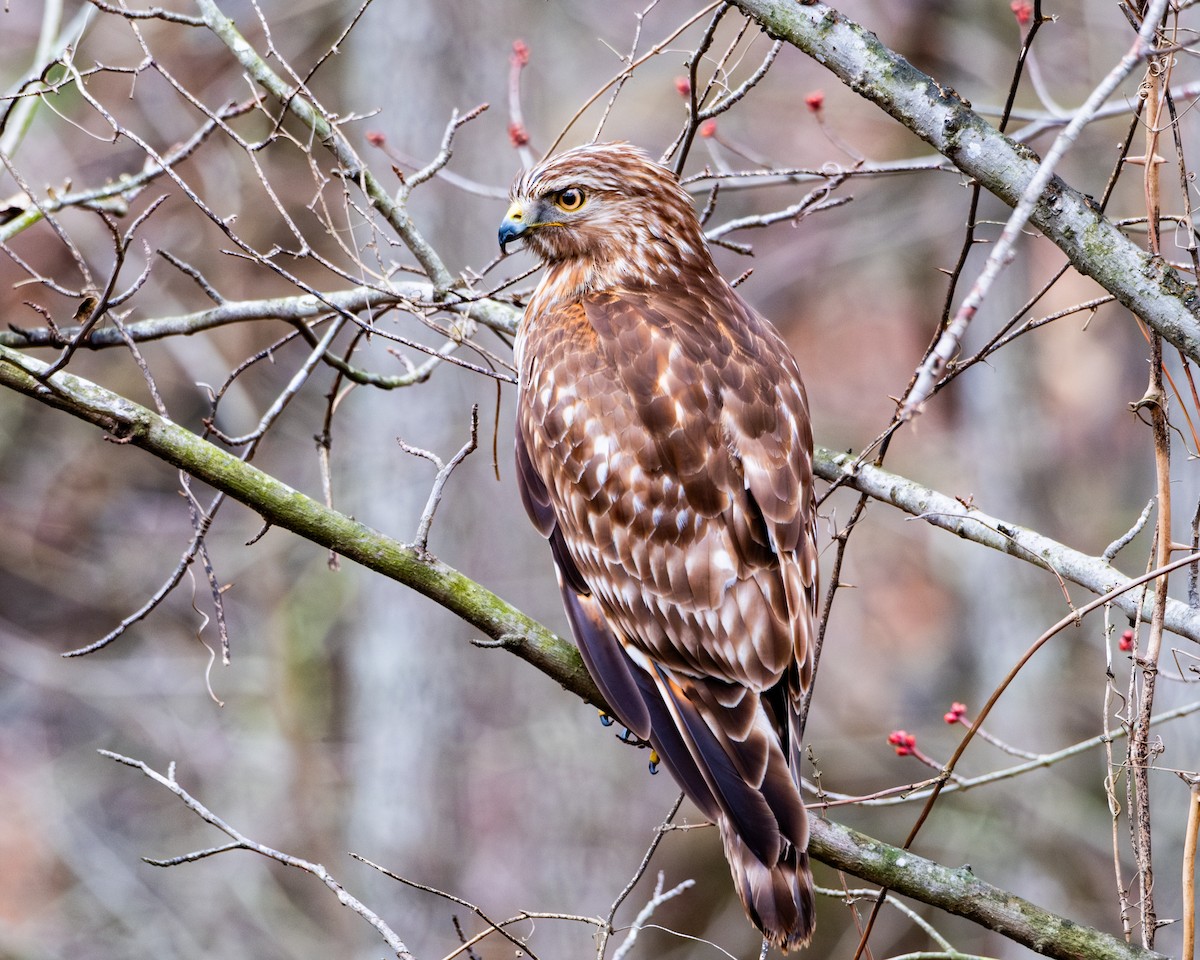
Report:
516,289,800,688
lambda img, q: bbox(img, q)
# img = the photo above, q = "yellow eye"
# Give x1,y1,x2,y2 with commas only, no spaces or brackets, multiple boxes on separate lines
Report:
556,187,585,212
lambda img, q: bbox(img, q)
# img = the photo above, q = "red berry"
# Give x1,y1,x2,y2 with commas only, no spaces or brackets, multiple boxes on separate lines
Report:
887,730,916,756
804,90,824,113
699,119,717,138
511,39,530,66
1010,0,1032,25
944,701,967,724
365,131,386,147
675,76,691,98
508,122,530,147
1119,629,1134,652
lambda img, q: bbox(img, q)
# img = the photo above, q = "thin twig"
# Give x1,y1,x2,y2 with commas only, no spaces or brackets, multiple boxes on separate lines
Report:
350,853,542,960
1106,500,1158,561
898,0,1172,419
812,698,1200,808
99,751,417,959
611,872,696,960
596,793,685,959
398,405,480,556
1183,779,1200,960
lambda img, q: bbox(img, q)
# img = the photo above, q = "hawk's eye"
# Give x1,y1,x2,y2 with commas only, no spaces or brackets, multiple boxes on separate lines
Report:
556,187,585,212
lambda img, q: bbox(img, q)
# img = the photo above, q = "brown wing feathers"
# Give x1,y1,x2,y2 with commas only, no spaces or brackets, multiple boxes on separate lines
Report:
508,142,818,951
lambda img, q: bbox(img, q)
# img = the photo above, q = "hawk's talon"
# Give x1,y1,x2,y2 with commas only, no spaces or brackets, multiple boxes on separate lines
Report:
648,750,661,775
598,710,614,727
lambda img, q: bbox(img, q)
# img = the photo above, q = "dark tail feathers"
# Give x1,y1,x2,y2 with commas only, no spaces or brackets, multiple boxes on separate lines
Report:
721,824,816,953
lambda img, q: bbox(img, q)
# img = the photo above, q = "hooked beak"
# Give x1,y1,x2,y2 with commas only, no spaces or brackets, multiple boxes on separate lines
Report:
499,202,529,253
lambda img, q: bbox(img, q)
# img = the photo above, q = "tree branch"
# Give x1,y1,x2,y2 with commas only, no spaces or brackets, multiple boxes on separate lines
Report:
809,817,1168,960
0,286,521,349
99,750,417,960
730,0,1200,365
816,448,1200,644
192,0,454,290
0,342,598,707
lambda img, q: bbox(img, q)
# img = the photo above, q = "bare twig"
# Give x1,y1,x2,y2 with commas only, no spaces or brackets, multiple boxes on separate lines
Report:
1106,500,1158,562
704,170,853,240
1131,338,1172,947
611,872,696,960
84,0,204,26
814,699,1200,809
669,2,730,176
544,2,723,157
507,40,535,168
98,751,417,959
898,0,1173,419
1,285,522,353
397,404,480,556
1184,779,1200,960
351,853,541,960
193,0,454,289
596,793,685,959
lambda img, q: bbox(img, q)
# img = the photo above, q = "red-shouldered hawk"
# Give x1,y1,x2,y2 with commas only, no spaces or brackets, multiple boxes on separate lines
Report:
501,142,817,951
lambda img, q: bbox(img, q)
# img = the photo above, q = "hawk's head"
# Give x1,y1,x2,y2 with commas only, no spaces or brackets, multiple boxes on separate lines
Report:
499,142,712,289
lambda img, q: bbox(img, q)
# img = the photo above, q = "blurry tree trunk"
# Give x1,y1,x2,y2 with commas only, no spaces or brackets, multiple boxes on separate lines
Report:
343,0,464,903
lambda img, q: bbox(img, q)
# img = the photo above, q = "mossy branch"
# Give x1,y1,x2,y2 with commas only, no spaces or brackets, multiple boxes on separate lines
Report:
810,817,1168,960
732,0,1200,364
0,342,597,707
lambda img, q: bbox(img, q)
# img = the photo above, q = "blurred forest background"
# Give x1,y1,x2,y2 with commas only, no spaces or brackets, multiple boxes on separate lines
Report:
1,1,1198,958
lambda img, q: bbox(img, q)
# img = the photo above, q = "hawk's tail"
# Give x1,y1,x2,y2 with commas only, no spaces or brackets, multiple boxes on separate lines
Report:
721,824,816,953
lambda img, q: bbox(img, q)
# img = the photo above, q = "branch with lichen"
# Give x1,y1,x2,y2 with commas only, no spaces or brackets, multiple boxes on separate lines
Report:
809,817,1166,960
730,0,1200,370
6,328,1188,647
0,341,597,707
815,448,1200,644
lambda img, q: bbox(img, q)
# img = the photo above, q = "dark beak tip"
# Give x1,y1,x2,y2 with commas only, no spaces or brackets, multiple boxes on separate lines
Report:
498,221,523,252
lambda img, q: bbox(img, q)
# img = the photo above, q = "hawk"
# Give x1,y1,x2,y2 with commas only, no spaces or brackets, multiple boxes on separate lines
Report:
500,142,818,951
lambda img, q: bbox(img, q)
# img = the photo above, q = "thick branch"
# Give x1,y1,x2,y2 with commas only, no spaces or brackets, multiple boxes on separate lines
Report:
0,343,597,706
809,817,1167,960
731,0,1200,364
816,448,1200,644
